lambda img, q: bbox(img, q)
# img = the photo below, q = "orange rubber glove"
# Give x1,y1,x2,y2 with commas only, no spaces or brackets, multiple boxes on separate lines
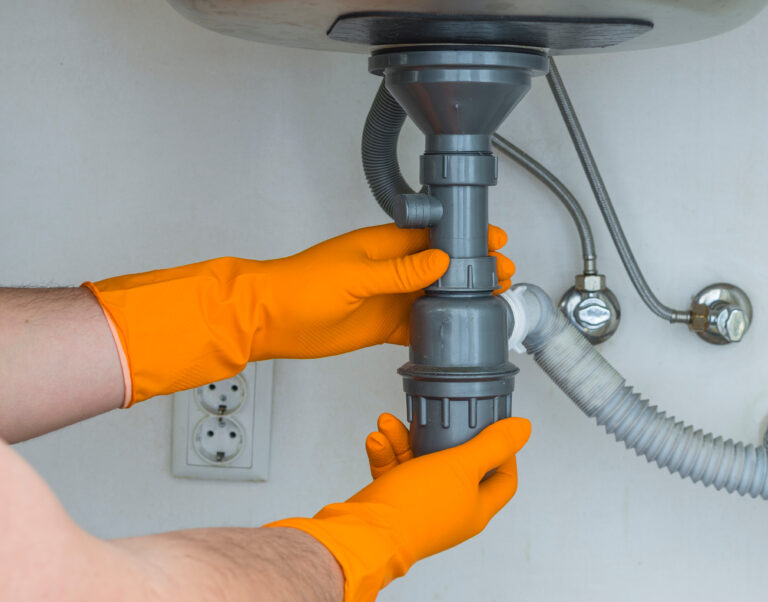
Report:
365,413,415,479
84,224,514,407
266,416,531,602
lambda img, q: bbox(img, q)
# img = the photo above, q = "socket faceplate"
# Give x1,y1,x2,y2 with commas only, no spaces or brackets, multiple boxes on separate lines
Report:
172,361,274,481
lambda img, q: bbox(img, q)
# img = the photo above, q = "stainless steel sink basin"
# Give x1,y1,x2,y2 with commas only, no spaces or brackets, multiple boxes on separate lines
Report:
166,0,767,54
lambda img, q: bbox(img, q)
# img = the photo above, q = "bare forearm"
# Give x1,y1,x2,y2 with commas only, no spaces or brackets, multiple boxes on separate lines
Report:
0,287,124,442
110,527,344,602
1,435,343,602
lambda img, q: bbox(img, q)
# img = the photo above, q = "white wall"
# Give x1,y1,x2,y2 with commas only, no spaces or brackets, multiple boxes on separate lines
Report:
2,2,768,600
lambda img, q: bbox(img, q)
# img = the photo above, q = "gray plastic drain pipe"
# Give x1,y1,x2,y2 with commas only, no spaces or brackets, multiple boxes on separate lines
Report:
502,284,768,498
366,47,549,456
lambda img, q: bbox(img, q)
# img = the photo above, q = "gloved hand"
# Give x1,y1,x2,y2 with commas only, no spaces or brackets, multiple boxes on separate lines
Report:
84,224,514,406
365,413,414,479
266,415,531,602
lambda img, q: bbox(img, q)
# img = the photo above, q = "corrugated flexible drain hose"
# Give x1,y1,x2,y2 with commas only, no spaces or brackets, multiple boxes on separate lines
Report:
503,284,768,499
361,81,419,219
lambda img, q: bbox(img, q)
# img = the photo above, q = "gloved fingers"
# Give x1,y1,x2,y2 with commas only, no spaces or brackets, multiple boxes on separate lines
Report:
489,251,516,282
489,251,515,295
452,417,531,481
352,249,450,297
357,224,431,261
366,431,399,479
478,456,519,521
377,413,413,463
358,223,505,260
488,225,508,252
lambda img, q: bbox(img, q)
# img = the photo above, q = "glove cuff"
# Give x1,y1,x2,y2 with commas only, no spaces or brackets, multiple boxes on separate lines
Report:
265,511,410,602
82,281,133,408
83,258,269,404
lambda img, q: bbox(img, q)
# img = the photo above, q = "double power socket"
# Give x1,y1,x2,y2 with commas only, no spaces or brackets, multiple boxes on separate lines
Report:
171,361,274,481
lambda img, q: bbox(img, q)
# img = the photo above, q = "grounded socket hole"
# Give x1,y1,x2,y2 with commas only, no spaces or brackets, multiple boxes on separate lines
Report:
229,432,236,438
206,430,214,437
208,384,216,390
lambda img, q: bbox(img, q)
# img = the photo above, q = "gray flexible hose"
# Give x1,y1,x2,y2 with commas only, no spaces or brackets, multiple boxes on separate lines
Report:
515,284,768,498
361,82,418,219
492,134,597,276
546,59,691,324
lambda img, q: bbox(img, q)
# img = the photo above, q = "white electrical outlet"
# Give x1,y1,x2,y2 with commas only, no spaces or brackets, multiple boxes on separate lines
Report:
172,361,274,481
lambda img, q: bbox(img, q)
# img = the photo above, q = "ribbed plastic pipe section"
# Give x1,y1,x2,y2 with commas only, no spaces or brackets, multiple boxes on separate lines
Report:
596,387,768,498
521,288,768,499
361,82,417,218
527,312,623,417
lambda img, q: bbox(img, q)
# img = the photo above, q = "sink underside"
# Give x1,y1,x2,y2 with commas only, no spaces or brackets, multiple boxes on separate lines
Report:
166,0,767,54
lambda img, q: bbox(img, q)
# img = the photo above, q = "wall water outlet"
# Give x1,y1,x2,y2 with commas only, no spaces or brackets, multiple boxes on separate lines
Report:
172,361,274,481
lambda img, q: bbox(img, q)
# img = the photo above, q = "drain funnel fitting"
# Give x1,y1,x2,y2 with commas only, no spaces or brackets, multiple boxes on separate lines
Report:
368,46,547,455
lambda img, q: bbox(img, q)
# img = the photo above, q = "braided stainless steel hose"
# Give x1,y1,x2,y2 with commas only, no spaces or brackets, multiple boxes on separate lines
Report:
547,57,691,324
492,133,597,276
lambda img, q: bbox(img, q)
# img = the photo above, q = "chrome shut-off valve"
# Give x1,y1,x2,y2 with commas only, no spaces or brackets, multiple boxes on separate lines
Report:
560,274,621,345
690,283,753,345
